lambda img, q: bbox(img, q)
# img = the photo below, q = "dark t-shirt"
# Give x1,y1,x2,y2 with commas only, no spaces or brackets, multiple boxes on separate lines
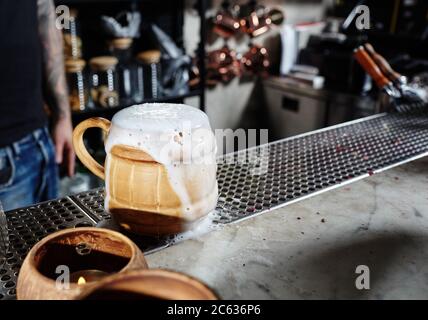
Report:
0,0,46,148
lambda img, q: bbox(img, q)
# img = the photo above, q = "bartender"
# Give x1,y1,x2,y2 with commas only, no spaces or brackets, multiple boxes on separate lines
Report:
0,0,75,211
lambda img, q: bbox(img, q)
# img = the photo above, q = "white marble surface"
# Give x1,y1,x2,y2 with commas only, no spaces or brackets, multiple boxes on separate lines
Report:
146,157,428,299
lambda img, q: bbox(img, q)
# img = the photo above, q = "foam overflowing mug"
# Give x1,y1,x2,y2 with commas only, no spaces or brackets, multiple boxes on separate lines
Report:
72,104,218,235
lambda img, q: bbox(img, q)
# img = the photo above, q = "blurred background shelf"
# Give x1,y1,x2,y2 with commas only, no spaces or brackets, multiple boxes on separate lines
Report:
57,0,207,115
71,89,202,123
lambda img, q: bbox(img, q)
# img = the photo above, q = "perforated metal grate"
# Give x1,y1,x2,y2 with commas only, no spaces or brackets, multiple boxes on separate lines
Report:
2,110,428,300
0,199,95,300
214,111,428,223
71,189,110,222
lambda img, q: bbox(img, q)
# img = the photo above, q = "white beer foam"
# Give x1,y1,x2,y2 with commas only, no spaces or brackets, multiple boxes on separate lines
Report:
105,103,216,164
110,103,210,132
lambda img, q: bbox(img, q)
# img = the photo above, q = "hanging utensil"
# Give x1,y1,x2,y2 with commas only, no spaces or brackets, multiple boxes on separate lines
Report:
213,0,241,38
240,1,271,38
206,45,241,85
241,43,270,75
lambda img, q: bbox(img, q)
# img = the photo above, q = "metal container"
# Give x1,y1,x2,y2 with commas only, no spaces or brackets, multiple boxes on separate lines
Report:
263,76,376,139
263,76,328,139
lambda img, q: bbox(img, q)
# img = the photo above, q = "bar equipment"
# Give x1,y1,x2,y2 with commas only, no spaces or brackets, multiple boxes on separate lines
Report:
241,4,271,38
354,46,426,113
241,43,270,75
213,0,241,38
364,43,406,85
364,43,427,112
239,1,284,38
206,46,241,85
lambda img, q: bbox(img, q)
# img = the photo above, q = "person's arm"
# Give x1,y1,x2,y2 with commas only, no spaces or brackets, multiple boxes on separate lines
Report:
37,0,75,176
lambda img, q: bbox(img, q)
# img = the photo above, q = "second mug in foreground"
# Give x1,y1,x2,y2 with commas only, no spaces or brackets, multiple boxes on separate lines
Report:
72,103,219,236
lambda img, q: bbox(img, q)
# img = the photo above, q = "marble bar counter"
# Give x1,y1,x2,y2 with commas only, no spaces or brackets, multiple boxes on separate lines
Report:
147,157,428,299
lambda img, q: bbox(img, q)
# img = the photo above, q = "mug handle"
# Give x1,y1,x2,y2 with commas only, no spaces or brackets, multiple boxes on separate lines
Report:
72,117,111,180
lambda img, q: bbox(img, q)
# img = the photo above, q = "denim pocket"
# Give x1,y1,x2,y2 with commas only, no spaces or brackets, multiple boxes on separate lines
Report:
0,148,15,188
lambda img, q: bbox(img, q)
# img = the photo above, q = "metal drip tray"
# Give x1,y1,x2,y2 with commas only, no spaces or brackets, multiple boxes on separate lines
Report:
2,110,428,300
214,111,428,223
0,199,94,300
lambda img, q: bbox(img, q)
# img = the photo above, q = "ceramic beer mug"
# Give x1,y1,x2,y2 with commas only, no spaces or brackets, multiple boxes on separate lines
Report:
72,104,218,236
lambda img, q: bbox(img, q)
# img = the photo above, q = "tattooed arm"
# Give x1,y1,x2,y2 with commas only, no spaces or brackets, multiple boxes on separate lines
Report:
37,0,69,120
38,0,75,176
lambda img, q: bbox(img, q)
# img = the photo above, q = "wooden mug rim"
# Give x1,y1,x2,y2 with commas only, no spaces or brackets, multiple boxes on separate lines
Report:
17,227,147,298
77,269,219,300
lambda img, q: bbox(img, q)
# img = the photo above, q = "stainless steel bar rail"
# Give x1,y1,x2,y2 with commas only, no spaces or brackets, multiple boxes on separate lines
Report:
2,110,428,299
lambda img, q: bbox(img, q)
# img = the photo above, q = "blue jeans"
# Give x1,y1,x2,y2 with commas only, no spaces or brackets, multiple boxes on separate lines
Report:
0,127,59,212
